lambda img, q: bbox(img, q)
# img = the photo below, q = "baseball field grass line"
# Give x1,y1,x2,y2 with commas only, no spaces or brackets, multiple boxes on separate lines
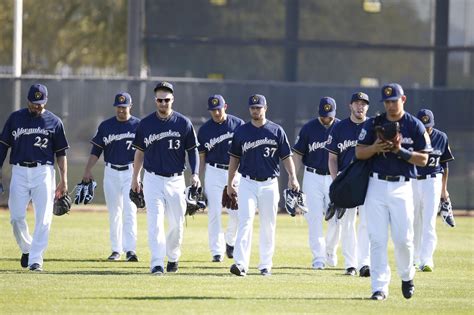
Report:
0,212,473,314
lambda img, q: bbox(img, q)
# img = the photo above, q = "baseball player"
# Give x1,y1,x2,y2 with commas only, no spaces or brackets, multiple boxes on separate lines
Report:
292,97,339,270
412,109,454,272
197,95,244,262
80,92,140,262
356,83,432,300
325,92,371,277
131,81,200,275
227,94,299,277
0,84,69,272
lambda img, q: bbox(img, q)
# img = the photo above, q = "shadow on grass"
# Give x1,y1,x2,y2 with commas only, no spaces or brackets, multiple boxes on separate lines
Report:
77,295,370,301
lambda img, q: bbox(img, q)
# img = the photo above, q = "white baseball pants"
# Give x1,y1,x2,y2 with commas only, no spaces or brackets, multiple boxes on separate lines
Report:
103,164,137,254
143,171,186,270
365,176,416,296
412,174,442,267
302,171,335,266
8,164,55,267
233,176,279,272
204,164,239,256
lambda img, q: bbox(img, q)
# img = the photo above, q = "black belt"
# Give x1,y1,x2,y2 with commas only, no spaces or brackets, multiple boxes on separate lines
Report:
18,162,41,168
244,175,275,182
306,167,330,176
370,172,410,182
417,174,438,180
155,172,183,178
209,162,229,170
107,163,130,171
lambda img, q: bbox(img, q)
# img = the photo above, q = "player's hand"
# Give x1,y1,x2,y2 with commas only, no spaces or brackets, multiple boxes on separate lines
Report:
131,178,141,193
82,171,94,183
227,184,237,198
288,175,300,192
372,138,393,154
55,180,68,200
190,174,201,188
441,190,450,200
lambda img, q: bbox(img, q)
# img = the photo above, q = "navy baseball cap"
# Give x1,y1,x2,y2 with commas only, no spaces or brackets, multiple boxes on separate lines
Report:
154,81,174,94
351,92,370,104
208,94,225,110
381,83,404,101
248,94,267,107
319,97,337,117
27,84,48,105
417,109,435,128
113,92,132,107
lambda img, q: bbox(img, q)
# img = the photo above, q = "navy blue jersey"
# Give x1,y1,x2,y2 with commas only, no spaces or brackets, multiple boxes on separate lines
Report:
229,120,291,178
132,111,197,174
293,118,340,171
416,128,454,176
90,116,140,165
357,112,432,178
197,114,244,165
0,108,69,165
326,117,366,171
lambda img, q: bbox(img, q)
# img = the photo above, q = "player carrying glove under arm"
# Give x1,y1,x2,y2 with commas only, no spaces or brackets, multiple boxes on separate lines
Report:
412,109,455,272
356,83,432,301
80,92,140,262
0,84,69,272
227,94,300,277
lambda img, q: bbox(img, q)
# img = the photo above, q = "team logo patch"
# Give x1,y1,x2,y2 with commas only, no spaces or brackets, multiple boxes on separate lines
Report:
118,95,126,103
358,92,363,98
251,96,259,104
323,104,332,112
358,128,367,141
421,115,430,123
384,87,393,96
34,91,42,100
212,98,219,106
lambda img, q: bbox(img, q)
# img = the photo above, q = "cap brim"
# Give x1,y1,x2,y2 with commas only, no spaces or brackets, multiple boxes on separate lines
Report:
208,105,224,110
154,86,173,93
249,104,265,107
114,103,132,107
319,112,336,117
380,96,401,102
28,99,47,105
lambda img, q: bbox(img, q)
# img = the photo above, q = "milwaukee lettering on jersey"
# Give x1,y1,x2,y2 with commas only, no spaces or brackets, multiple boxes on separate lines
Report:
205,131,233,151
308,141,327,152
242,137,277,153
103,132,136,146
144,130,181,147
337,139,358,152
12,127,50,140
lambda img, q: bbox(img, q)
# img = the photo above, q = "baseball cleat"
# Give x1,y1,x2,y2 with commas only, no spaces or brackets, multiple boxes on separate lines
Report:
345,267,357,276
402,280,415,299
212,255,223,262
21,253,29,268
230,264,246,277
29,263,43,272
359,265,370,277
260,268,271,276
371,291,386,301
312,262,325,270
126,251,139,262
107,252,121,261
166,261,179,273
151,265,164,276
420,265,433,272
225,244,234,259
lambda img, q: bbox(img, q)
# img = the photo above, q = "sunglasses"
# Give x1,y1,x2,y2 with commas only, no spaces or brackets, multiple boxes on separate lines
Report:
155,98,171,103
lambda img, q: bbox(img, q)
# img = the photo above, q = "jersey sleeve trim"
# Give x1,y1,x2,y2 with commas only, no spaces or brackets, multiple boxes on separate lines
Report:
229,152,240,158
292,148,304,156
54,146,70,153
185,144,197,151
325,147,338,155
132,144,144,151
0,140,10,147
90,141,104,149
440,157,454,163
280,154,291,161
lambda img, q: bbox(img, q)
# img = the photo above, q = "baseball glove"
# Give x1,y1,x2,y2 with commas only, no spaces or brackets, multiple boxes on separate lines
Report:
129,183,145,208
325,202,346,221
53,194,72,216
439,198,455,227
283,189,308,217
184,185,207,216
374,121,400,143
222,185,238,210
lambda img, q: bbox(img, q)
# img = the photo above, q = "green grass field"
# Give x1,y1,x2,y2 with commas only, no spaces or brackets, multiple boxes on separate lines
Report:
0,210,473,314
